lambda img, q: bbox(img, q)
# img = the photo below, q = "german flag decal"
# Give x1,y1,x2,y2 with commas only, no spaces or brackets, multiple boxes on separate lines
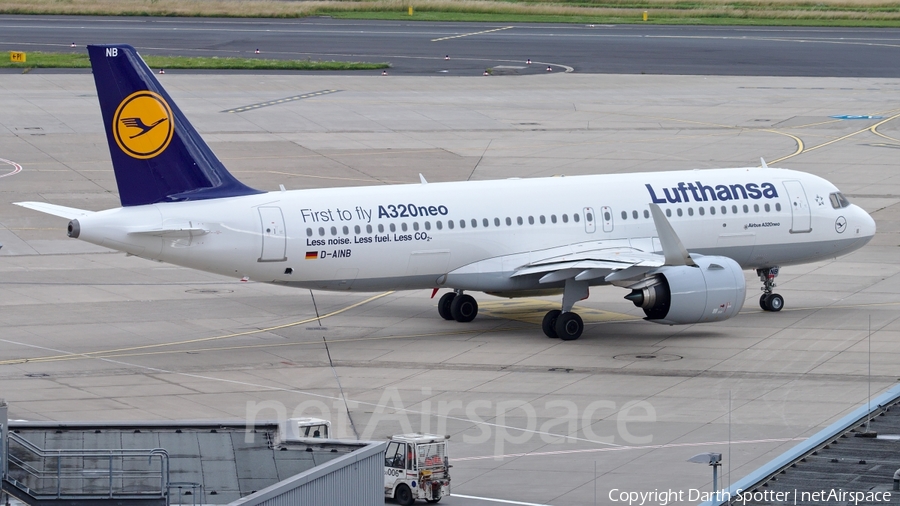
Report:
305,251,319,260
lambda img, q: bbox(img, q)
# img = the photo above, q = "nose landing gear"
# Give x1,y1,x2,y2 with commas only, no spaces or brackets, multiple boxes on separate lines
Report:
757,267,784,312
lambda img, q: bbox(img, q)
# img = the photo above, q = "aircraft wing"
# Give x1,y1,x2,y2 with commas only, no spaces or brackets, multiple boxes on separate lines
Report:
14,202,95,219
511,247,663,284
511,204,695,286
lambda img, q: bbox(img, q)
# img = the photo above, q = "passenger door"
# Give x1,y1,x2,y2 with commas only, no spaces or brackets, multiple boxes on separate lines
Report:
782,180,811,233
258,206,287,262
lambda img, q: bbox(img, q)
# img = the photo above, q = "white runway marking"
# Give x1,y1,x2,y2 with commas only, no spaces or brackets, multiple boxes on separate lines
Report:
452,493,552,506
0,158,23,178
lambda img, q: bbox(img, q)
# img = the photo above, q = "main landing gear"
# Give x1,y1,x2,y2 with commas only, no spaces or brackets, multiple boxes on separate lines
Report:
436,280,589,341
438,291,478,323
541,278,588,341
757,267,784,312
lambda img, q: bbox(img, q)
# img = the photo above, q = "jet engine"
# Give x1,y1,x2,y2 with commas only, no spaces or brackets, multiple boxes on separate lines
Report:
624,256,745,324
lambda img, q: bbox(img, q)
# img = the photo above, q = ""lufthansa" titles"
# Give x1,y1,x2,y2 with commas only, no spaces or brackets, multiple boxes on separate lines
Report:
646,181,778,204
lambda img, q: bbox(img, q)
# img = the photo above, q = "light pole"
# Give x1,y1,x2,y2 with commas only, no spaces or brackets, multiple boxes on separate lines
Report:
689,452,723,501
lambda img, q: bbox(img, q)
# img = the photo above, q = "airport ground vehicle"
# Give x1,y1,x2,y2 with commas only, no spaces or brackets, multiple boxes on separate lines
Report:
384,434,450,505
277,417,331,442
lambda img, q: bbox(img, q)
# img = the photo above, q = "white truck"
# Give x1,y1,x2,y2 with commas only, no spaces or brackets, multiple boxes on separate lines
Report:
277,417,331,442
384,433,451,505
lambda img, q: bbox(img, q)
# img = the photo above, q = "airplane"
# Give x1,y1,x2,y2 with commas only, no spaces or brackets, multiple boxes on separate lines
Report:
15,44,877,341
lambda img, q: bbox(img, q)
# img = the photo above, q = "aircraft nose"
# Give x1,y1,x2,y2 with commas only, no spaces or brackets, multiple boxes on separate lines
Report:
853,205,877,240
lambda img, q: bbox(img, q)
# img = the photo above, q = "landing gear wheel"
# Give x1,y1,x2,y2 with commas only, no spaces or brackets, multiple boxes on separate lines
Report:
555,312,584,341
763,293,784,312
438,292,456,320
394,484,414,506
757,267,782,312
542,310,561,338
450,294,478,322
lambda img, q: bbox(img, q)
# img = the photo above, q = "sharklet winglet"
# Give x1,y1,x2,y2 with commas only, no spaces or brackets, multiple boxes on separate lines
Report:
648,203,697,267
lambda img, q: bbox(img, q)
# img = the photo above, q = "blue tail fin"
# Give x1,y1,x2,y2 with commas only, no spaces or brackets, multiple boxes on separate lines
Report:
88,44,261,207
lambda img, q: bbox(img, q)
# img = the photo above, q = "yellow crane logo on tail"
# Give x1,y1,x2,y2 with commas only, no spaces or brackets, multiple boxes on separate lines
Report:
113,91,174,159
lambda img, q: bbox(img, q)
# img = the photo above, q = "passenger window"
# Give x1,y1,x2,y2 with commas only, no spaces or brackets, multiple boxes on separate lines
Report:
562,214,569,223
540,215,547,224
709,207,715,215
472,219,478,228
604,211,611,221
318,227,325,237
459,220,465,229
551,215,557,224
753,204,760,212
632,210,638,220
401,223,407,232
643,210,650,219
413,222,420,231
573,214,580,223
699,207,705,216
354,225,361,234
366,224,373,234
494,218,501,227
306,228,313,237
528,216,534,225
483,218,489,227
743,205,749,213
448,220,454,230
721,206,727,215
330,226,337,236
764,204,770,212
343,226,349,235
775,203,782,212
621,211,627,220
665,209,671,218
517,217,523,225
390,224,396,232
378,224,385,233
677,208,683,217
506,217,512,226
688,207,694,216
436,221,443,230
424,222,431,230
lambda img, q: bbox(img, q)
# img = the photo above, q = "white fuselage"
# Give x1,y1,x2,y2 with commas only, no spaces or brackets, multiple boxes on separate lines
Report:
70,167,876,295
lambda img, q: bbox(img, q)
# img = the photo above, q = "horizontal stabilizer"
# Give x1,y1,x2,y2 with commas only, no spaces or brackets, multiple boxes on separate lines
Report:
14,202,94,219
128,226,209,238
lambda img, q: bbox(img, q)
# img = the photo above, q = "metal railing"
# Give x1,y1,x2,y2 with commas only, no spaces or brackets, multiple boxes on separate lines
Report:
5,431,169,502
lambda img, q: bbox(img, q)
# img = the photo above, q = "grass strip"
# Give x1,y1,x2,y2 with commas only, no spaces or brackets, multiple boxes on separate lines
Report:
1,0,900,27
0,51,389,71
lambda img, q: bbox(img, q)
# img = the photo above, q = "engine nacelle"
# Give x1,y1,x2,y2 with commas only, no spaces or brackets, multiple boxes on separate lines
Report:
625,255,745,324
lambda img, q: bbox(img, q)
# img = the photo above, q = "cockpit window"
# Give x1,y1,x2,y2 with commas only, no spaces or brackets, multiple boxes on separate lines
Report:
829,192,850,209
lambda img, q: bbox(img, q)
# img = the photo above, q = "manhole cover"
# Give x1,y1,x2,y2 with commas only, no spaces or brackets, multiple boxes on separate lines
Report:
185,289,233,295
613,354,683,362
